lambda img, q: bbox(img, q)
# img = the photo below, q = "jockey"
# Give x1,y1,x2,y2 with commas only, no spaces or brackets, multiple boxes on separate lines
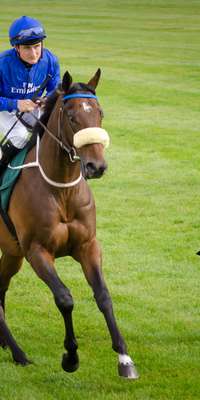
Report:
0,15,61,174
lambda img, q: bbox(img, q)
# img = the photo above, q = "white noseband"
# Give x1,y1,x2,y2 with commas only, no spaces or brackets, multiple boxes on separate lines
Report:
73,127,110,149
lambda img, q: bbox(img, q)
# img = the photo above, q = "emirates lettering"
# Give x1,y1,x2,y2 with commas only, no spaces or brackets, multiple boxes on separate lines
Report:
11,84,40,95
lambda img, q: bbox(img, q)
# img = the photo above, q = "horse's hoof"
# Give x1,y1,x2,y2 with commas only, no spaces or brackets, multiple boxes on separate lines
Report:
61,352,79,373
118,354,139,380
13,350,32,366
16,358,32,366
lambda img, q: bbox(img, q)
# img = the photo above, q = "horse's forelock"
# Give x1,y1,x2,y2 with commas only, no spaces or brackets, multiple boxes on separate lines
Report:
67,82,96,95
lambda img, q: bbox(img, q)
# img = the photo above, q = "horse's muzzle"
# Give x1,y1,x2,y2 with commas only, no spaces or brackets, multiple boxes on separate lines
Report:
84,161,107,179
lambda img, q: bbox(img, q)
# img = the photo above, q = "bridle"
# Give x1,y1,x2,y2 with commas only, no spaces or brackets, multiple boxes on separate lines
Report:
31,92,99,164
9,91,108,188
31,107,80,163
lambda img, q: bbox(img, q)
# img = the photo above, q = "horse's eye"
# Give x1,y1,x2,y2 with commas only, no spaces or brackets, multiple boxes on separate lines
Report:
67,113,76,123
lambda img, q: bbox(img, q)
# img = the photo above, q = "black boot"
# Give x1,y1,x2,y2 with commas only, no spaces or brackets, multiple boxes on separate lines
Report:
0,140,19,175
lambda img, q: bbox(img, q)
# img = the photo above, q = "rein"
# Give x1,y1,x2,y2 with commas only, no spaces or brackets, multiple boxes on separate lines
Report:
8,135,83,188
29,109,80,163
0,74,52,147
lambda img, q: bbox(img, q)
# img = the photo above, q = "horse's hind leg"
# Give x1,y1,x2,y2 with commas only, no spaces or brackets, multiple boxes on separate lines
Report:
0,253,30,365
76,238,139,379
0,253,23,313
0,253,23,349
27,245,79,372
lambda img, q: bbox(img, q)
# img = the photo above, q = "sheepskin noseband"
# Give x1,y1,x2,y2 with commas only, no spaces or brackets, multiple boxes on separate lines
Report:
73,127,110,149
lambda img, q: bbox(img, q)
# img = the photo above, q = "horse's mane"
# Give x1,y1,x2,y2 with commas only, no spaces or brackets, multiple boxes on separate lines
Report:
33,82,96,137
32,87,61,137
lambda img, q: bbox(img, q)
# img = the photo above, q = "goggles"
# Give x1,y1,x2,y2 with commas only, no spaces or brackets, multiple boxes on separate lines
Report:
12,26,46,43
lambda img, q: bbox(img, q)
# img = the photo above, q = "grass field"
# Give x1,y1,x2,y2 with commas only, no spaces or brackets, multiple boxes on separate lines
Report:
0,1,200,399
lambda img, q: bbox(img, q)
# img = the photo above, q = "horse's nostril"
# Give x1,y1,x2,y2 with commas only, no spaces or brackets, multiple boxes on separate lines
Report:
86,162,107,179
87,162,96,173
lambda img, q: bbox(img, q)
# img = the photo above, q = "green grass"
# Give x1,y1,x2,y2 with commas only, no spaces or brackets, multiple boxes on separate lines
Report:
0,1,200,399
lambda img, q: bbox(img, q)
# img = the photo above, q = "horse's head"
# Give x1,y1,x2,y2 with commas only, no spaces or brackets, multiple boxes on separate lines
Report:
60,69,110,179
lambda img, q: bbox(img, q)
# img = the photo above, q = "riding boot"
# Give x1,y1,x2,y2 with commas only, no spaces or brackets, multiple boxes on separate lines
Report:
0,140,20,175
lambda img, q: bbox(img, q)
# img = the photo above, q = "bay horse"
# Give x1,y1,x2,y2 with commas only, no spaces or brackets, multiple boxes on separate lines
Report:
0,69,139,379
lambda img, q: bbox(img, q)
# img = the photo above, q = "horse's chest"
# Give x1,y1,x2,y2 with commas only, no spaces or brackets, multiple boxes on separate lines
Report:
53,219,89,257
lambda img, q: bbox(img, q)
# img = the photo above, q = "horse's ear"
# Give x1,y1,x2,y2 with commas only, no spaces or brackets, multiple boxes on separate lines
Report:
62,71,73,92
87,68,101,90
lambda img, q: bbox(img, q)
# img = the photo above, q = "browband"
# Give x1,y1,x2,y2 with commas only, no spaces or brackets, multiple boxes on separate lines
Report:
63,93,98,101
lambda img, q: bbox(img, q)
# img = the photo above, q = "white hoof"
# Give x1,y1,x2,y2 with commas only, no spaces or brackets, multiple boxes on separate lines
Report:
118,354,139,380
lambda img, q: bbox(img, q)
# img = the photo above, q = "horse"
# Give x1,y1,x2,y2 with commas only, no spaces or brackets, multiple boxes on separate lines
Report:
0,69,139,379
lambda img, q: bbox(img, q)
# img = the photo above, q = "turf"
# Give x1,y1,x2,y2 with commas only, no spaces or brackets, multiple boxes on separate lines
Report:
0,1,200,399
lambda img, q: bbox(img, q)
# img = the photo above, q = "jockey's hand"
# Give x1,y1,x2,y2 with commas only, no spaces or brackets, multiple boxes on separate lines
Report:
35,96,47,109
17,99,38,113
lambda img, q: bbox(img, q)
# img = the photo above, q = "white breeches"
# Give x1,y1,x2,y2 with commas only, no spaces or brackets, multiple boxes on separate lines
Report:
0,110,41,149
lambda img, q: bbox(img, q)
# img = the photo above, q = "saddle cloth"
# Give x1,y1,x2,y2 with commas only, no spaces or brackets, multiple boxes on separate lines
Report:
0,147,28,212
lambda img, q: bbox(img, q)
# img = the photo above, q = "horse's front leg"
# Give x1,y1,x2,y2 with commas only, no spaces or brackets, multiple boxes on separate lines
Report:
27,244,79,372
75,238,139,379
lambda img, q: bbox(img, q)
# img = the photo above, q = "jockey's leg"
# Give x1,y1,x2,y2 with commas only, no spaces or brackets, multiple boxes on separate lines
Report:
0,111,30,147
0,111,30,174
0,140,20,174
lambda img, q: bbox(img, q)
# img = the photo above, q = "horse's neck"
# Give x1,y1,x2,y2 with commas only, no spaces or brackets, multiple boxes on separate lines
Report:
38,97,80,187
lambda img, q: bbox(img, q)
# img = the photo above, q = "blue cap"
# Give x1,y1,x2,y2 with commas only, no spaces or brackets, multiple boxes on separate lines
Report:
9,16,46,46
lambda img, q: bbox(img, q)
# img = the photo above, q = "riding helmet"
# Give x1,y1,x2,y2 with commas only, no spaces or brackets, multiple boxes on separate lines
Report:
9,16,46,46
